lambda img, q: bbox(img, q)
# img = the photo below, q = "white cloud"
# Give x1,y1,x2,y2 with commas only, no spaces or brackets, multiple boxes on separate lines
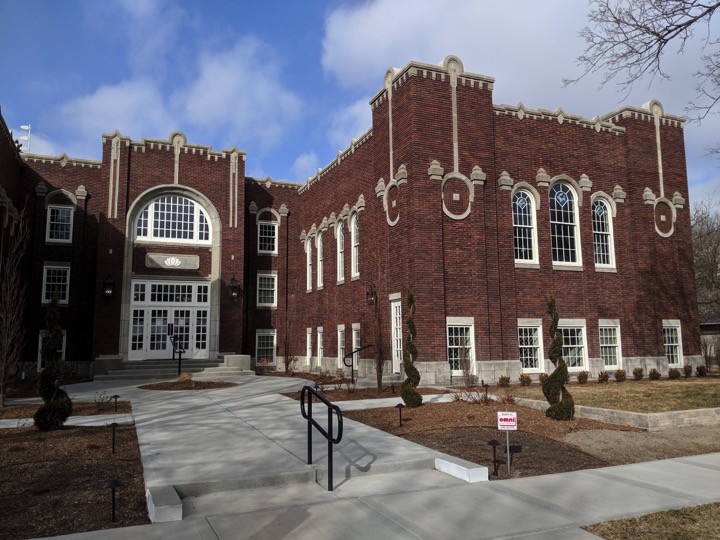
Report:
56,79,172,157
327,98,372,151
292,152,319,182
174,37,302,151
21,132,61,157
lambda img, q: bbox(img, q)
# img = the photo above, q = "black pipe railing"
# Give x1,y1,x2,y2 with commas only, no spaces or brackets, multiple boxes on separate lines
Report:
343,344,373,385
300,385,343,491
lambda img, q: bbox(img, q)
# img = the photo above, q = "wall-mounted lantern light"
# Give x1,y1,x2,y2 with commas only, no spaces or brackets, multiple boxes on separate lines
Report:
228,275,241,300
103,275,115,298
366,285,377,306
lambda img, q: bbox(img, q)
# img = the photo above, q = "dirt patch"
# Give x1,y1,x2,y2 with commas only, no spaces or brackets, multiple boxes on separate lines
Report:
0,425,149,540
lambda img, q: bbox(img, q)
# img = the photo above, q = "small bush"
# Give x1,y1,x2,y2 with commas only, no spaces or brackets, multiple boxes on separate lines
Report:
538,373,549,385
683,364,693,378
614,369,627,383
668,368,681,379
649,368,661,380
498,375,510,388
518,374,532,386
696,365,708,378
176,372,193,382
597,371,609,384
577,371,589,384
632,367,644,381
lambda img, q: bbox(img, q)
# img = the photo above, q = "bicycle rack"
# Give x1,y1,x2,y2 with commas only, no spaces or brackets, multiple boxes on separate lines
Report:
300,385,343,491
342,344,373,385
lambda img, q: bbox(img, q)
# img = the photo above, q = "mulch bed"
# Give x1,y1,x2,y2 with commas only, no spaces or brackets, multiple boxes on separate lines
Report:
0,401,133,420
138,380,238,391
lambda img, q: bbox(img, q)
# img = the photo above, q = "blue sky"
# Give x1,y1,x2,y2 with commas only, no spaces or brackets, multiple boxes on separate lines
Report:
1,0,718,204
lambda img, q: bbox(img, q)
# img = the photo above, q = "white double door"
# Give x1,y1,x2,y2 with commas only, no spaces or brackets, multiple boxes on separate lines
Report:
129,280,210,360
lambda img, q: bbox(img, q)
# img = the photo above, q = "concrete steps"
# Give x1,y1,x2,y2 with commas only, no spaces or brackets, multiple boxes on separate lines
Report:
93,359,255,381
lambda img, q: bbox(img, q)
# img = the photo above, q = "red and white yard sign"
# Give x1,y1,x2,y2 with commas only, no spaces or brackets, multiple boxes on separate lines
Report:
497,411,517,431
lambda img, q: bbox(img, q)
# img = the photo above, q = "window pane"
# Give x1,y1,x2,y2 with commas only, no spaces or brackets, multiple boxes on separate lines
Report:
257,333,276,363
592,200,612,265
48,207,72,241
549,184,577,263
258,222,277,252
447,326,471,371
258,275,276,305
44,267,69,303
518,327,540,369
599,327,619,367
663,327,680,364
561,327,584,368
512,192,534,261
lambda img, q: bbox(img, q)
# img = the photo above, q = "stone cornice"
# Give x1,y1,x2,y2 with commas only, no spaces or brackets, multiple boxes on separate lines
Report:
22,153,101,169
494,103,626,135
102,130,248,161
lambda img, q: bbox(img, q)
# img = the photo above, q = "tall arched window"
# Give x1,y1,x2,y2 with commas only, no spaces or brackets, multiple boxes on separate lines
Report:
549,183,580,264
136,195,210,244
592,198,615,267
306,238,313,291
512,190,537,263
336,222,345,283
350,214,359,278
316,232,324,288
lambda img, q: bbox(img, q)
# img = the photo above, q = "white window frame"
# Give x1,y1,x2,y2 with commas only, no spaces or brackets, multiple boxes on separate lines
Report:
511,188,539,265
446,316,476,375
591,196,616,270
351,323,361,370
42,264,70,304
256,273,277,308
337,324,345,368
316,232,324,289
336,222,345,284
46,205,74,243
37,329,67,371
518,318,544,373
557,319,588,371
255,329,277,365
306,328,313,367
257,220,278,255
350,214,359,279
549,182,582,268
390,294,403,373
599,319,622,369
306,238,313,292
663,319,683,365
135,195,211,245
317,327,324,366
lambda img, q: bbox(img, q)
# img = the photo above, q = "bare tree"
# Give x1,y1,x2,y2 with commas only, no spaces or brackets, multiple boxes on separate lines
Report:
569,1,720,140
692,197,720,320
0,210,29,407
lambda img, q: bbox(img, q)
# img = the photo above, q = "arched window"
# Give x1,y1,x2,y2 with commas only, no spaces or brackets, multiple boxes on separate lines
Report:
549,183,580,264
350,214,359,278
336,222,345,283
512,190,537,263
592,198,615,267
316,232,324,288
136,195,210,244
306,238,313,291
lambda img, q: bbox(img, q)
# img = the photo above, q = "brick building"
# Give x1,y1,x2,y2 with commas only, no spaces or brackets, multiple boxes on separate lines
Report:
0,55,702,383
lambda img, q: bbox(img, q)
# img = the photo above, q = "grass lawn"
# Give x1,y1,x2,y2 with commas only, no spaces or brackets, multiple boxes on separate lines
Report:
506,378,720,413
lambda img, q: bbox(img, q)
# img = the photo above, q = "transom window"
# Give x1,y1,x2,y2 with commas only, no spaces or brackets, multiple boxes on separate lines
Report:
257,274,277,307
512,191,537,263
258,221,278,254
42,265,70,304
136,195,210,244
592,199,615,267
549,183,580,264
46,205,73,243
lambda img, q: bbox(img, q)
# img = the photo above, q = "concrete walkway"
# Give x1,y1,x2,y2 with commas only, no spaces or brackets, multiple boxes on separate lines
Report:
13,376,720,539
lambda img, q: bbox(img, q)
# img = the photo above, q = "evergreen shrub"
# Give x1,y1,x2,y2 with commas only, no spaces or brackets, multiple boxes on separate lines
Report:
683,364,693,378
614,369,626,382
632,367,644,381
518,374,532,386
668,368,681,379
498,375,510,388
597,371,609,384
649,368,661,380
577,371,589,384
696,365,708,378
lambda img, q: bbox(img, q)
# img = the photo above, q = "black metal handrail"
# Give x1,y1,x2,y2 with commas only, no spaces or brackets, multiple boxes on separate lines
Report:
343,344,373,385
300,385,343,491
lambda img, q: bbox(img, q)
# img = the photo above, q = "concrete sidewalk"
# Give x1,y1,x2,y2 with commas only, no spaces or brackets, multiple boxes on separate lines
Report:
20,376,720,539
